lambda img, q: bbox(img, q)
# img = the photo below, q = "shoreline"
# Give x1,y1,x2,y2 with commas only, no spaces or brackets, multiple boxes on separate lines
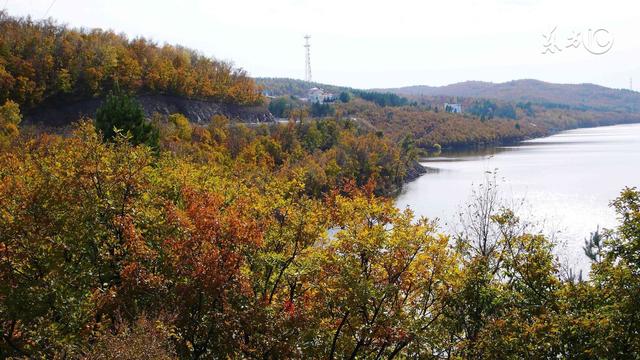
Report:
434,118,640,154
400,120,640,190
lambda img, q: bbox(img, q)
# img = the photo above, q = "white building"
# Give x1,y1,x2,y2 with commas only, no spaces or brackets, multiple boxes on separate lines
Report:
444,103,462,113
308,87,335,104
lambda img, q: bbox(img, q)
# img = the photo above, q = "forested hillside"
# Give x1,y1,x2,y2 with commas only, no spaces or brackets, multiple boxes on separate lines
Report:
257,77,351,97
336,99,545,149
262,77,640,150
2,104,640,358
0,11,262,113
2,12,640,359
382,79,640,113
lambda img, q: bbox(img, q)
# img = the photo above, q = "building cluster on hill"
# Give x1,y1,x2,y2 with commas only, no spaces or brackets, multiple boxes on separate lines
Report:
444,103,463,113
307,87,336,104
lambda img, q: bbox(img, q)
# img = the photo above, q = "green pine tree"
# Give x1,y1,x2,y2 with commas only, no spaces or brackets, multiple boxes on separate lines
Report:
96,90,159,148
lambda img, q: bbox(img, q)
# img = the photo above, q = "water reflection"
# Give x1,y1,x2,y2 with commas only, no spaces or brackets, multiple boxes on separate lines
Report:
397,123,640,273
423,146,511,160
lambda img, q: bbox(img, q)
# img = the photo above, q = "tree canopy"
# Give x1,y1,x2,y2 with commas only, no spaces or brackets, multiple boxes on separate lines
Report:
0,11,262,111
0,114,639,358
1,10,639,360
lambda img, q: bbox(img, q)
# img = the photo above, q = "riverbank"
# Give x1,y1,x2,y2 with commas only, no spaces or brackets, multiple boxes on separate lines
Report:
398,119,640,195
432,118,640,157
397,122,640,272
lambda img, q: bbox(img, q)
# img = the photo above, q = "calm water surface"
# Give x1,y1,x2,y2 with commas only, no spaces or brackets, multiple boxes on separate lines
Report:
396,123,640,272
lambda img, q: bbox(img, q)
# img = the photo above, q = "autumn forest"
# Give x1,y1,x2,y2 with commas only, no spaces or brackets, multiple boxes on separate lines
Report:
1,11,640,359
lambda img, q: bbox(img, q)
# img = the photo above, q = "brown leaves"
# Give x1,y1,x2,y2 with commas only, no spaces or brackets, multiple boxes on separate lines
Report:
0,12,263,110
164,187,264,305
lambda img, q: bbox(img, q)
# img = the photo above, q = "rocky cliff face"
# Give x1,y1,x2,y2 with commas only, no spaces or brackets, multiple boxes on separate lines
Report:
404,160,427,183
23,95,274,126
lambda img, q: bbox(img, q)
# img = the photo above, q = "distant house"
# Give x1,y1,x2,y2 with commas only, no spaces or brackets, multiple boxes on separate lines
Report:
308,87,335,104
262,90,276,98
444,103,462,113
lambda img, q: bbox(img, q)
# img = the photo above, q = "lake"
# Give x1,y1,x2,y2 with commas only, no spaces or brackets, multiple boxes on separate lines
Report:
396,123,640,272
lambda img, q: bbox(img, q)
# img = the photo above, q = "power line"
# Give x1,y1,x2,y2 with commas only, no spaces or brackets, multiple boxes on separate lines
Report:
43,0,57,18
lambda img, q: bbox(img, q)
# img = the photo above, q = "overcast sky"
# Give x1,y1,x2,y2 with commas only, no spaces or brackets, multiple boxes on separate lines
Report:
4,0,640,89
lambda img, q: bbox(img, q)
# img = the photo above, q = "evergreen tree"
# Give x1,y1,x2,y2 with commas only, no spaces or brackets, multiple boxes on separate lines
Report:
268,97,289,118
96,90,159,148
310,102,334,117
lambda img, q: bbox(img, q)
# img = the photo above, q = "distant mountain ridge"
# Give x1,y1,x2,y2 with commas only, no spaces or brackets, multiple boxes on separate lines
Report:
257,78,640,113
377,79,640,112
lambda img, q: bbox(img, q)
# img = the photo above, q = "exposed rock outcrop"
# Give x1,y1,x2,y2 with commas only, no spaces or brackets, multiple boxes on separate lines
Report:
404,160,427,183
23,95,274,126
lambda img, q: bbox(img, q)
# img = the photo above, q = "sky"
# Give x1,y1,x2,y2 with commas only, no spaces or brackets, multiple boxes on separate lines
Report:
4,0,640,89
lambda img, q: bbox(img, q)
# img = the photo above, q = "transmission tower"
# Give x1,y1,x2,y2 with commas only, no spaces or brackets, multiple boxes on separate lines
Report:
304,35,312,82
